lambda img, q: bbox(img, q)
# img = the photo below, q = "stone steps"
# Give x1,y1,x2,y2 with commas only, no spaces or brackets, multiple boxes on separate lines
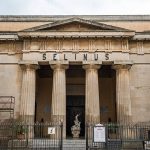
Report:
8,139,86,150
63,139,86,150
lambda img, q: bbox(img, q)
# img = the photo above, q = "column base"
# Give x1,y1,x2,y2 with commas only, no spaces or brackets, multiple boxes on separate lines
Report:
18,115,35,138
117,114,132,125
51,115,66,138
19,115,34,124
86,115,100,125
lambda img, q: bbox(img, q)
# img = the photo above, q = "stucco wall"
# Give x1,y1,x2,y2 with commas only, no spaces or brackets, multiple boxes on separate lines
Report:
130,64,150,122
0,63,22,120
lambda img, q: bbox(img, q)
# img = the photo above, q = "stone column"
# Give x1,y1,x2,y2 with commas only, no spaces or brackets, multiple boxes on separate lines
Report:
20,63,39,123
83,63,101,124
112,64,132,124
50,63,68,138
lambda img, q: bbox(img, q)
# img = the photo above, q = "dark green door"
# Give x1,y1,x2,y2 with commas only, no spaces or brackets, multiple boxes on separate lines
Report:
66,96,85,137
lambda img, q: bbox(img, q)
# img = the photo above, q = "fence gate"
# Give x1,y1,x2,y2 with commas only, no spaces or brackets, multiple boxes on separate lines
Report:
86,123,150,150
0,122,63,150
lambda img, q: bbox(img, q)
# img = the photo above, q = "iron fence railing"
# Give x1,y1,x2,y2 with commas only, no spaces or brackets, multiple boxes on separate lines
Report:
1,122,150,150
86,123,150,150
0,122,63,150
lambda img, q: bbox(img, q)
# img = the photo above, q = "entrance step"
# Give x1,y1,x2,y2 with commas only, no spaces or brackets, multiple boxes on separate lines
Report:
63,139,86,150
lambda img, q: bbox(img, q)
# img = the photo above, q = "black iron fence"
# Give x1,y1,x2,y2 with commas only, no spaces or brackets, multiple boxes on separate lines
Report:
1,122,150,150
86,123,150,150
0,122,63,150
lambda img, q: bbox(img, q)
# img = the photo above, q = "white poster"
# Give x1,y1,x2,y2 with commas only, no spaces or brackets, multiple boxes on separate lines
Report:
94,125,106,142
48,127,55,134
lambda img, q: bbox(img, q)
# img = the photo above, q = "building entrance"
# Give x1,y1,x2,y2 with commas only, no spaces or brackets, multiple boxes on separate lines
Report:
99,65,116,123
66,95,85,138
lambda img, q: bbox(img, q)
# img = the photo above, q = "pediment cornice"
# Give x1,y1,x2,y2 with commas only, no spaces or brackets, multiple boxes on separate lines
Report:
18,31,135,38
21,17,133,32
17,17,135,38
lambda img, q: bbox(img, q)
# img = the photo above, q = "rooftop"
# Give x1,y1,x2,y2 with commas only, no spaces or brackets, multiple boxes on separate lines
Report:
0,15,150,22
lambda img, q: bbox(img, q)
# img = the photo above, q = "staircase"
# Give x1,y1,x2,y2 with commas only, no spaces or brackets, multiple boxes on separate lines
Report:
63,139,86,150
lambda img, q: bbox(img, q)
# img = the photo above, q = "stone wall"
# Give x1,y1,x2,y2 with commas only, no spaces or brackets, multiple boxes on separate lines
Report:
0,63,22,120
130,64,150,122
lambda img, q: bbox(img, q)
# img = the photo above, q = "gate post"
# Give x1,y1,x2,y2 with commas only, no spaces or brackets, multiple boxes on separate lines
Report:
86,124,88,150
60,122,63,150
11,122,14,150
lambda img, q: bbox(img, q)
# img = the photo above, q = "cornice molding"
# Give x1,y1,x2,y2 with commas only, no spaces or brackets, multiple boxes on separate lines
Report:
0,33,18,40
1,31,150,40
133,33,150,40
18,31,135,38
1,15,150,22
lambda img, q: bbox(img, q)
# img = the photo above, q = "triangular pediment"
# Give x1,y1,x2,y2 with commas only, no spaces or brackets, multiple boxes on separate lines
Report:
22,17,131,32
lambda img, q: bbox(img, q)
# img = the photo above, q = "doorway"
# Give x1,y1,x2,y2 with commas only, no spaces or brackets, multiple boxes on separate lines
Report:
66,95,85,138
99,65,116,123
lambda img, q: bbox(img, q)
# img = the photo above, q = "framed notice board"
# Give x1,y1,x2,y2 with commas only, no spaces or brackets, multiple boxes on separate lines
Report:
93,124,106,143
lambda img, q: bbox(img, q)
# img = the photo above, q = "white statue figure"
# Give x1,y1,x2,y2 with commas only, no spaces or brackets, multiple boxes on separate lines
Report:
71,114,81,138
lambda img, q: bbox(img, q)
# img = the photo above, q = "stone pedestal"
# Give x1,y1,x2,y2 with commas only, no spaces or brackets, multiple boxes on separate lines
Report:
20,63,39,123
50,62,68,138
83,63,101,124
71,129,80,138
113,64,132,124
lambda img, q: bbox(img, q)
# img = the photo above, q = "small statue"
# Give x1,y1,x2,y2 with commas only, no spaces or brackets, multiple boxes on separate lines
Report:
71,114,81,138
75,114,80,123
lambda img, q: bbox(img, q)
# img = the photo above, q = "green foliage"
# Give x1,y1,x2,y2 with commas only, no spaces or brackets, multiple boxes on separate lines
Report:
108,123,118,133
13,119,28,135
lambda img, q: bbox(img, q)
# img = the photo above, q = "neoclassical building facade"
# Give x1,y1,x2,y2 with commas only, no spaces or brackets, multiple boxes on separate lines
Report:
0,15,150,137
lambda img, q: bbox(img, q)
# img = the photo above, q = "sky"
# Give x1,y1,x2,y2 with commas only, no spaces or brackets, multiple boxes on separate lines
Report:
0,0,150,15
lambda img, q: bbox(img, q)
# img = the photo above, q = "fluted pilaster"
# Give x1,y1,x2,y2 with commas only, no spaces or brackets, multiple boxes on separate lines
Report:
83,64,101,124
112,64,132,124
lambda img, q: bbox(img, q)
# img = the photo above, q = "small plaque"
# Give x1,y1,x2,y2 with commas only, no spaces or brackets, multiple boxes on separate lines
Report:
94,124,106,142
48,127,55,134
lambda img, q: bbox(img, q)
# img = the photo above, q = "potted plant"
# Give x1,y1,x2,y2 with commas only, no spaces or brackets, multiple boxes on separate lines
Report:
108,123,119,138
14,120,28,140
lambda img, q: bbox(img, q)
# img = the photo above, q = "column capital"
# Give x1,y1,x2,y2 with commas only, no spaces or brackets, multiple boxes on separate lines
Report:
83,63,101,70
50,61,69,70
19,61,39,70
112,64,132,70
20,64,39,71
